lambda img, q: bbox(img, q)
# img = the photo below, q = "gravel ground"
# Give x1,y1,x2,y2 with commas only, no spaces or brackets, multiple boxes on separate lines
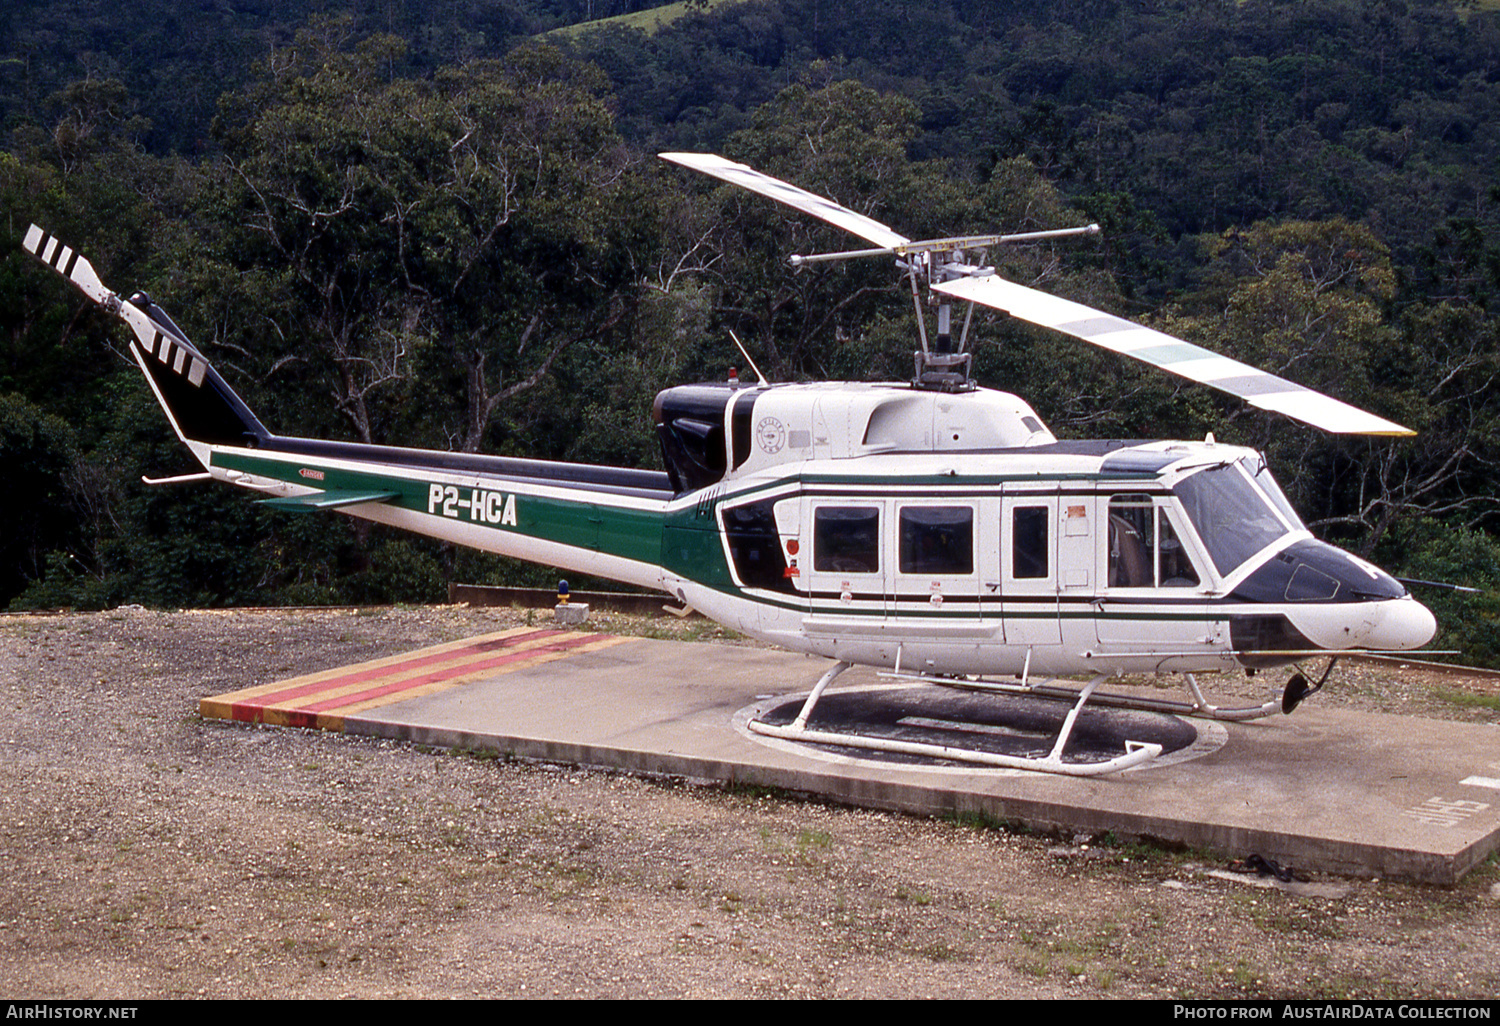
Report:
0,605,1497,1000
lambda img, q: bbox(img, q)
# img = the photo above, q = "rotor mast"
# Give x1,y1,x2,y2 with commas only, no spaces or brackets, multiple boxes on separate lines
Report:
790,225,1102,392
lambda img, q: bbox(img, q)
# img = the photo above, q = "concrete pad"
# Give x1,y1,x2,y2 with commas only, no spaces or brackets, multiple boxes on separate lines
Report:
200,631,1500,884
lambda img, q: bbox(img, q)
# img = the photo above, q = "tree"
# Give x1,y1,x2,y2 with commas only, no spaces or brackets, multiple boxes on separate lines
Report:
418,47,663,454
0,393,79,601
203,28,663,452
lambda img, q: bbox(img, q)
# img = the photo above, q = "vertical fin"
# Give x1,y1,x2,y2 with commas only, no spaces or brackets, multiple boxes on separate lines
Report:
24,225,272,449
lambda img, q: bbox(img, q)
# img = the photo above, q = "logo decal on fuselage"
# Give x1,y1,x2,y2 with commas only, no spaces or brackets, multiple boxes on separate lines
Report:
427,484,517,526
756,417,786,454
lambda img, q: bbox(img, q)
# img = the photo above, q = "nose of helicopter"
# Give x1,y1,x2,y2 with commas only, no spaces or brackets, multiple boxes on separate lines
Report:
1280,594,1437,653
1233,539,1439,654
1362,595,1438,652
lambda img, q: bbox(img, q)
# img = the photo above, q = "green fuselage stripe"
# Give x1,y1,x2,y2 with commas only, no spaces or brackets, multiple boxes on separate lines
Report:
213,450,668,566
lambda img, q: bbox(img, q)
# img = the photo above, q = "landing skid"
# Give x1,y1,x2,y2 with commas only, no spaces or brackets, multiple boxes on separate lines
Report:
929,672,1282,723
745,662,1164,777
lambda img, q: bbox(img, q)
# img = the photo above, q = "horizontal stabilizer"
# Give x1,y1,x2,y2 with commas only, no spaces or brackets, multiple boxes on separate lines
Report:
933,274,1414,437
258,490,400,513
660,153,911,251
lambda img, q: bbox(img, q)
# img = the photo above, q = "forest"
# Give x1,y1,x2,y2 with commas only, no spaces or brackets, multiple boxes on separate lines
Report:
1,0,1498,663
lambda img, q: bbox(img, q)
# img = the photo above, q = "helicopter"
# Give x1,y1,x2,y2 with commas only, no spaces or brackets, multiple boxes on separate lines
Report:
21,152,1438,776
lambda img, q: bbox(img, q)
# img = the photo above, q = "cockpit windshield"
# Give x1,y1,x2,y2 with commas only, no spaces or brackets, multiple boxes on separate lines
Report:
1172,459,1299,577
1247,454,1305,531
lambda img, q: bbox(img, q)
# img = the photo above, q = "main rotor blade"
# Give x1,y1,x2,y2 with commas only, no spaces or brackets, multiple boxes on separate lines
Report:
660,152,911,251
934,274,1414,436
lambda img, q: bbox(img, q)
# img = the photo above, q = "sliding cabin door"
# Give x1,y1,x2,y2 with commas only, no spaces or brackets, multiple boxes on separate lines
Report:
889,501,981,622
993,494,1065,646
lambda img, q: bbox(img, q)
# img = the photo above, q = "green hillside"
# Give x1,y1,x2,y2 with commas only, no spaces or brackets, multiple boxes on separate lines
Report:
545,0,750,39
0,0,1497,663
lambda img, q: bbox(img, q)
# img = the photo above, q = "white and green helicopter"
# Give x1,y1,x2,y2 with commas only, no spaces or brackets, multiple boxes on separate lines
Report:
23,153,1437,775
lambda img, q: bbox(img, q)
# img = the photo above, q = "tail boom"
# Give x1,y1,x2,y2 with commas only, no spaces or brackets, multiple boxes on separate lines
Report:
208,441,675,591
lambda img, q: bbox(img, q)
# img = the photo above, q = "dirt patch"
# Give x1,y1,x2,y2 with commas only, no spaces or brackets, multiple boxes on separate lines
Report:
0,606,1497,999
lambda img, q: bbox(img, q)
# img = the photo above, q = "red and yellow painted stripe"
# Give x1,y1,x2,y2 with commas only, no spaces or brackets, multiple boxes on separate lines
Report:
200,626,632,731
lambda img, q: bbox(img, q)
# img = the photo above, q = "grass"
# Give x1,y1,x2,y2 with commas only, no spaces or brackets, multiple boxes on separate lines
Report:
914,940,966,962
721,780,802,803
894,884,931,905
630,618,744,643
752,824,834,868
941,808,1032,834
796,828,832,852
1431,687,1500,711
543,0,750,40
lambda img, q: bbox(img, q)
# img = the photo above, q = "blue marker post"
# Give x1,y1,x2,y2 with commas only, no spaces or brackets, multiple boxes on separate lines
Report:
554,579,588,625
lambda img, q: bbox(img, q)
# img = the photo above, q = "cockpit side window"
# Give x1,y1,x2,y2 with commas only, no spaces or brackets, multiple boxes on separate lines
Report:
1108,495,1154,588
1157,509,1200,587
1248,454,1305,530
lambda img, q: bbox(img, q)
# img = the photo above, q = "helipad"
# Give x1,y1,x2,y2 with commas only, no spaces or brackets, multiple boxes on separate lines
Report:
200,626,1500,884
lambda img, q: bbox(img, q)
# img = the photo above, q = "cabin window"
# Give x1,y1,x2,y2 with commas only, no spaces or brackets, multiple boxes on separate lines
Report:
813,507,880,574
899,506,973,575
1108,495,1200,589
722,499,795,593
1012,506,1049,579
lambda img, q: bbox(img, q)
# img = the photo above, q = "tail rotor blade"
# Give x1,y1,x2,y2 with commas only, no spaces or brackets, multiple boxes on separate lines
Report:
23,224,266,445
22,225,114,307
22,224,205,381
